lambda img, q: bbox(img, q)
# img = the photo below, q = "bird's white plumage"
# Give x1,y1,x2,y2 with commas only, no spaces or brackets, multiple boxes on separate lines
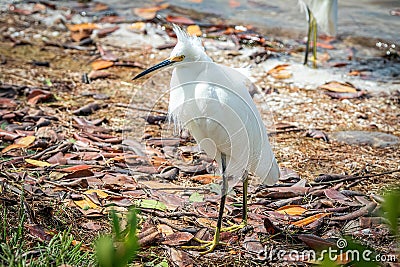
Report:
300,0,338,35
168,26,279,185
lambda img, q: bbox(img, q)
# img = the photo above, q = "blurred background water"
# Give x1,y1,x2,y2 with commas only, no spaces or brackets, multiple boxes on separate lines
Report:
98,0,400,43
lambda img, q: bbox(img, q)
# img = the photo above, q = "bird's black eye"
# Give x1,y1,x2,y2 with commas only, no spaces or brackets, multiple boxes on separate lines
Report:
180,55,185,60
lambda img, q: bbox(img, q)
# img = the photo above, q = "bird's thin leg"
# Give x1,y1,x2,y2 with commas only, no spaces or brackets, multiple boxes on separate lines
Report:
242,170,248,224
221,170,248,232
304,7,312,65
312,17,318,68
182,153,228,254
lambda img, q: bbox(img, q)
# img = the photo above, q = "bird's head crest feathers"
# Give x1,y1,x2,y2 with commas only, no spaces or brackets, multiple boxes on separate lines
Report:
172,24,202,48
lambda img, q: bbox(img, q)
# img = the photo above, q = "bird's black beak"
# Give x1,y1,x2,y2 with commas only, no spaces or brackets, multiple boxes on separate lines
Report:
132,55,185,80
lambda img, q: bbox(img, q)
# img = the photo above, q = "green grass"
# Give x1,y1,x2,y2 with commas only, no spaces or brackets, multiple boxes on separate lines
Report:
0,198,95,267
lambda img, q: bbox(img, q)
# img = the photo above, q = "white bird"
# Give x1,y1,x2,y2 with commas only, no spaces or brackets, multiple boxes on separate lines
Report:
299,0,338,67
133,25,279,253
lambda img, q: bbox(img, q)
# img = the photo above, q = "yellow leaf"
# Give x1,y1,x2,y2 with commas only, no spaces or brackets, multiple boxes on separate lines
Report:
16,136,36,146
84,189,108,199
2,136,36,153
66,23,99,32
130,22,146,31
276,205,307,216
2,144,25,153
74,197,99,210
187,25,202,36
292,213,331,227
25,159,51,167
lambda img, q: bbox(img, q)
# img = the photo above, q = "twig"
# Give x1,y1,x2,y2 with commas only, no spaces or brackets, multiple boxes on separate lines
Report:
115,103,168,115
311,169,400,186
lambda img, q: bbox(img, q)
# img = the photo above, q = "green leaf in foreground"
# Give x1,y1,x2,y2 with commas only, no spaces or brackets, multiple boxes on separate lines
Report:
189,192,204,203
95,208,139,267
136,199,167,211
382,187,400,236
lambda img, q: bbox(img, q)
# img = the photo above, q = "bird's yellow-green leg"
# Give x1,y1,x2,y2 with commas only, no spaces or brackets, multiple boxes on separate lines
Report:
311,17,318,68
221,171,248,232
182,154,228,254
304,6,317,67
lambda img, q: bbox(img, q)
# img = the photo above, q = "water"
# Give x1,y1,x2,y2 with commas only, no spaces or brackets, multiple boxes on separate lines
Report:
107,0,400,44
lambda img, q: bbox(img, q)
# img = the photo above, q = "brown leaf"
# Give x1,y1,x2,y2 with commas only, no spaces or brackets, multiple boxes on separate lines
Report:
63,169,94,179
97,26,120,38
324,189,350,201
292,213,331,227
157,224,174,237
81,221,102,231
133,3,169,20
60,165,92,172
331,202,377,221
242,233,264,256
70,31,90,42
166,15,195,25
191,174,219,184
298,234,336,250
72,102,102,116
256,186,309,199
162,232,194,246
263,217,282,235
319,81,357,93
267,64,292,79
2,135,35,153
324,90,366,99
25,224,52,241
0,98,17,108
276,205,307,216
91,60,114,70
138,220,162,247
168,248,194,267
66,23,99,32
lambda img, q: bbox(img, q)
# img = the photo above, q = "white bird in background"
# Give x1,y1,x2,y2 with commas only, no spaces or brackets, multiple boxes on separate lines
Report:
133,25,280,253
299,0,338,67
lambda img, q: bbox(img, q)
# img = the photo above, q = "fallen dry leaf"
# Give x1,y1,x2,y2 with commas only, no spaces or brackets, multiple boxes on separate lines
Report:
133,3,169,20
130,22,146,32
74,197,100,210
91,60,114,70
267,64,292,79
60,165,92,172
161,232,194,246
292,213,331,227
84,189,108,199
318,81,357,93
2,135,35,153
66,23,99,32
187,25,202,36
276,205,307,216
166,15,195,25
25,159,51,167
191,174,219,184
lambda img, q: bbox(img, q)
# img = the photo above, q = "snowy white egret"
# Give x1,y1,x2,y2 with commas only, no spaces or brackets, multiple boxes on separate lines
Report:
299,0,338,67
133,25,279,253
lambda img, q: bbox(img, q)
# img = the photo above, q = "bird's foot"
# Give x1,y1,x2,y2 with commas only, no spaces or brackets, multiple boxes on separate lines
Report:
182,236,226,254
221,221,247,232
